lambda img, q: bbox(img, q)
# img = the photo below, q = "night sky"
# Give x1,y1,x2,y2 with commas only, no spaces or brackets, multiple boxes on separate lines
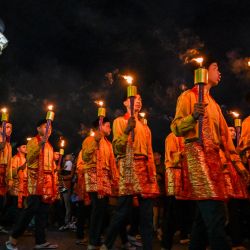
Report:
0,0,250,154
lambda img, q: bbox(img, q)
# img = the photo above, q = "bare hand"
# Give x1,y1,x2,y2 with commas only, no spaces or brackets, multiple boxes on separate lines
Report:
124,117,136,134
192,103,207,120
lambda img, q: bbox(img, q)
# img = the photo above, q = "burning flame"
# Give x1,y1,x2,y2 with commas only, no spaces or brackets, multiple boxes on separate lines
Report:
139,112,146,118
26,137,32,141
1,107,7,113
123,75,133,84
230,111,240,118
192,57,204,67
47,105,53,111
248,60,250,67
90,129,95,137
60,139,65,148
95,100,104,107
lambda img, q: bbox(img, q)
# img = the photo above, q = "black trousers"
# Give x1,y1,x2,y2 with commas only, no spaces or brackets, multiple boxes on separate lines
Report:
89,192,109,246
104,195,153,250
12,195,49,245
161,196,194,249
189,200,230,250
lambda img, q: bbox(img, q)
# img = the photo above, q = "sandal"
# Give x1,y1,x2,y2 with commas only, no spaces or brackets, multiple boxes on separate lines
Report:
34,242,58,249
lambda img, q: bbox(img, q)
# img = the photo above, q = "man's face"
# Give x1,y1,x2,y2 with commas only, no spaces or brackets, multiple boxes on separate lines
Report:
37,123,52,137
18,145,27,154
54,152,60,161
208,63,221,87
124,94,142,113
228,127,236,140
101,122,111,136
5,123,12,137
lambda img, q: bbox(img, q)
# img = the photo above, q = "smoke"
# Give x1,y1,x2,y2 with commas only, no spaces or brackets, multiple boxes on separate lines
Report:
227,50,250,82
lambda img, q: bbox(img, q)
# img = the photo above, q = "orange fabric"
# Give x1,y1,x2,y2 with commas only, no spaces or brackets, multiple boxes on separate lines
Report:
82,136,118,196
0,142,12,195
74,150,90,204
171,87,242,165
113,115,159,197
27,136,57,203
171,86,244,200
165,133,185,168
238,116,250,153
9,153,28,208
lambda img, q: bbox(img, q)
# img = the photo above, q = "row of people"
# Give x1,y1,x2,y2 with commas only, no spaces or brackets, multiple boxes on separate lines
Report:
0,58,249,250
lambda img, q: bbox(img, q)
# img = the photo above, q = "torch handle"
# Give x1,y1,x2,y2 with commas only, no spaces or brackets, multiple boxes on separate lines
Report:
99,116,104,131
43,119,51,149
129,96,135,142
58,154,63,169
198,83,204,144
2,121,6,143
235,126,241,147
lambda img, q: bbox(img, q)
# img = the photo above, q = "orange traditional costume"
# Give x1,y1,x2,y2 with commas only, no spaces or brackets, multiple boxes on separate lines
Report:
113,113,159,198
171,86,245,201
9,153,28,208
82,136,118,196
74,150,90,204
164,132,190,198
238,116,250,171
27,136,57,203
0,140,12,196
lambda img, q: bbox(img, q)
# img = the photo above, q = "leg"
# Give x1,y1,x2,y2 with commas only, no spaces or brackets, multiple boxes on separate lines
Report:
89,193,108,246
34,201,49,245
196,200,230,250
138,196,153,250
76,200,85,240
104,195,133,249
161,196,177,250
189,201,207,250
62,190,71,225
11,195,40,239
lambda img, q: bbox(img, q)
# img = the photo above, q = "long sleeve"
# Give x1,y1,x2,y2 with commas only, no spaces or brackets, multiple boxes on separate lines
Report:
238,116,250,153
171,91,197,137
112,117,129,156
11,156,19,178
82,136,98,163
146,127,156,181
165,133,182,168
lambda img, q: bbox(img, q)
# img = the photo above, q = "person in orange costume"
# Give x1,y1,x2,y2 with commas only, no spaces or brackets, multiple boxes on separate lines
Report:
8,141,28,224
0,121,12,233
238,115,250,172
101,94,159,250
6,119,58,250
74,150,90,246
171,59,249,250
82,117,118,250
161,132,194,249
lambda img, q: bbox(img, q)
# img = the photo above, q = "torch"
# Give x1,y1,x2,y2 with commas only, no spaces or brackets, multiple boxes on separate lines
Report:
139,112,147,125
96,100,106,130
193,58,208,143
231,111,241,146
44,105,55,145
58,139,65,168
123,75,137,141
1,107,9,143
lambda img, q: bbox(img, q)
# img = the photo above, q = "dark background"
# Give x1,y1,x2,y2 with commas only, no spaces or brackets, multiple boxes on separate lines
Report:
0,0,250,154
